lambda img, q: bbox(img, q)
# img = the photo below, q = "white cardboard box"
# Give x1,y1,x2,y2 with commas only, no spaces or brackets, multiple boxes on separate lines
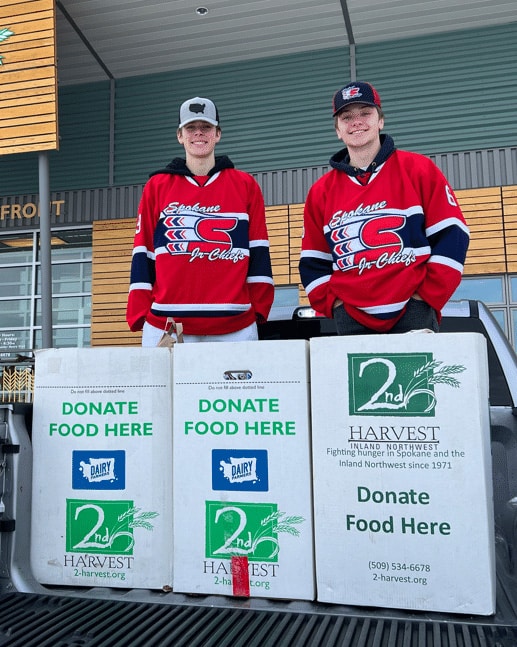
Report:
172,340,315,600
30,347,174,589
310,332,495,614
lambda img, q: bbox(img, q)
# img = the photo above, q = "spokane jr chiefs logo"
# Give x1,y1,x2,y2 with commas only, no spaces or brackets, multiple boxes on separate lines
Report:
341,86,362,100
328,203,417,273
159,202,246,263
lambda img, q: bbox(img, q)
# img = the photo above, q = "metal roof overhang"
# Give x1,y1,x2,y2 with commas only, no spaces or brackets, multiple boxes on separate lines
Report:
54,0,517,86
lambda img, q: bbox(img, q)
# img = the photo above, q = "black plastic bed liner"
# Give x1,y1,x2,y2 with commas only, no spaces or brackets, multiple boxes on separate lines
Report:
1,592,517,647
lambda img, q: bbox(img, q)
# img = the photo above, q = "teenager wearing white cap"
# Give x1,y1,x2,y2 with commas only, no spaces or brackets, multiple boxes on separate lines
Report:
299,81,470,334
127,97,274,344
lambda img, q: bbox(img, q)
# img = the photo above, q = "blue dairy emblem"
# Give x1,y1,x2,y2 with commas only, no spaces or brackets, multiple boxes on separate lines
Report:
72,450,126,490
212,449,269,491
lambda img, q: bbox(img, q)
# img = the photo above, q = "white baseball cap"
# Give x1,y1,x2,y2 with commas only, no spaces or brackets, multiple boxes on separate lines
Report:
178,97,219,128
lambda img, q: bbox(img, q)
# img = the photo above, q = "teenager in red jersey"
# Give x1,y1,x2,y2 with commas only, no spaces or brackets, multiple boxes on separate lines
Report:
127,97,274,345
299,81,470,334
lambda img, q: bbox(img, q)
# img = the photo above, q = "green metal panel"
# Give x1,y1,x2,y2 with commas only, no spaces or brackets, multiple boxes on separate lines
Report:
113,47,350,185
0,82,111,195
51,82,112,188
113,21,517,183
0,22,516,195
357,23,517,155
0,152,39,196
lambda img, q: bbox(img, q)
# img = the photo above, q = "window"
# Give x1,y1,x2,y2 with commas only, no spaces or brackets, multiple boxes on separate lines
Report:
0,265,33,297
450,276,504,304
450,275,517,350
0,228,92,354
272,286,299,308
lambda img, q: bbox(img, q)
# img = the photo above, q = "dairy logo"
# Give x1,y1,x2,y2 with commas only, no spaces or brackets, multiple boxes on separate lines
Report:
348,352,465,417
205,501,304,562
223,370,252,380
72,450,125,490
66,499,159,555
212,449,269,491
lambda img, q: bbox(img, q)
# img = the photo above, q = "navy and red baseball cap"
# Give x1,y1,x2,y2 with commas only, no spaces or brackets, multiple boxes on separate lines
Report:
332,81,382,116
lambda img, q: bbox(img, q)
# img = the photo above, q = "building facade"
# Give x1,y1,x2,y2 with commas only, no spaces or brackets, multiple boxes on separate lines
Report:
1,22,517,353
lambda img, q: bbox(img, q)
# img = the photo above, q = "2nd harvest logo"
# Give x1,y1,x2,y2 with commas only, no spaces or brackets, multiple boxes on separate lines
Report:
348,352,466,416
66,499,158,554
205,501,304,562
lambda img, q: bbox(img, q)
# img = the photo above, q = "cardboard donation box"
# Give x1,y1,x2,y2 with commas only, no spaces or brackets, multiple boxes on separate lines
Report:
310,333,495,614
31,348,173,589
172,340,314,600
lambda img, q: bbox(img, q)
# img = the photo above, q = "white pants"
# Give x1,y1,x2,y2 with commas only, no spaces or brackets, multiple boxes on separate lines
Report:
141,321,259,347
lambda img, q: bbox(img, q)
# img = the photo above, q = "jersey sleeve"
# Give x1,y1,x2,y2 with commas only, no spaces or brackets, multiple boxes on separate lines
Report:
126,183,157,332
414,161,470,314
246,177,274,322
299,181,335,318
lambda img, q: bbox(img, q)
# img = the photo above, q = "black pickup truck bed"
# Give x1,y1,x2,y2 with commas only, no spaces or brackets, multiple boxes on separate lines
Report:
1,300,517,646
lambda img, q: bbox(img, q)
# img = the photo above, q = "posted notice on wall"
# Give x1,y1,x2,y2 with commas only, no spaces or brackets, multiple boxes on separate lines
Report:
172,340,315,600
30,347,174,589
310,332,495,614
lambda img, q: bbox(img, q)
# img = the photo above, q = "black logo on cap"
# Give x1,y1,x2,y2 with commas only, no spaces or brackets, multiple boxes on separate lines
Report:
189,102,206,114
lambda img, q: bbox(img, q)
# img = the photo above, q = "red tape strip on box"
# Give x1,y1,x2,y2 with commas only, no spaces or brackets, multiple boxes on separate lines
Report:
231,556,250,597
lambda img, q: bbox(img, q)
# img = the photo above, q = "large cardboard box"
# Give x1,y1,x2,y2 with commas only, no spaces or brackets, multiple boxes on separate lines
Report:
31,347,174,589
172,340,314,599
310,333,495,614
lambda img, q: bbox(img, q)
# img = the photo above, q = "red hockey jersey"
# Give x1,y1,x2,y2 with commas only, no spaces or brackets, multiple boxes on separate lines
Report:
126,156,274,335
299,137,470,332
